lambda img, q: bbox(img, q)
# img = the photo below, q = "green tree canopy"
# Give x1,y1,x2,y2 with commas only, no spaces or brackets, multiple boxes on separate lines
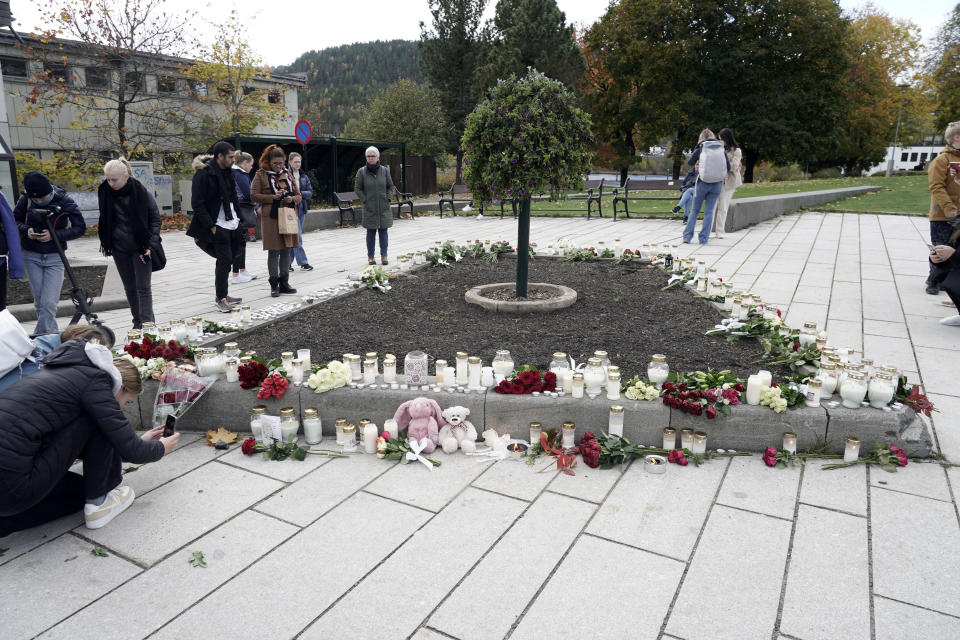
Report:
475,0,585,90
343,80,448,159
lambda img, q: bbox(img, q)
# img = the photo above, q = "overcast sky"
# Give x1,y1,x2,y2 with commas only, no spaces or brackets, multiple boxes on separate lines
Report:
9,0,955,67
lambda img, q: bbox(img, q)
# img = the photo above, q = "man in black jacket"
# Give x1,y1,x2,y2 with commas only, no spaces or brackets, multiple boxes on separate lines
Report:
0,339,179,536
186,141,242,312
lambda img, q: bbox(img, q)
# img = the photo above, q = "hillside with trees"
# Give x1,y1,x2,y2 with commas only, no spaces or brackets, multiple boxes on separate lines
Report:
280,40,423,136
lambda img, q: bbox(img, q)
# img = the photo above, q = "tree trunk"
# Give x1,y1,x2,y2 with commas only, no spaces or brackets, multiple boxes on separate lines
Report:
619,165,628,186
455,149,463,184
743,147,759,184
516,197,531,297
672,127,687,179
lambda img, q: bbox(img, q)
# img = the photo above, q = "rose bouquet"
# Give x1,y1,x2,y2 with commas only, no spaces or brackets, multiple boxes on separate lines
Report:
823,443,909,473
306,360,351,393
495,367,557,394
124,336,191,362
577,432,751,469
376,432,441,467
895,376,936,417
238,360,268,389
152,367,216,427
257,371,290,399
622,377,660,401
121,354,173,380
240,436,346,461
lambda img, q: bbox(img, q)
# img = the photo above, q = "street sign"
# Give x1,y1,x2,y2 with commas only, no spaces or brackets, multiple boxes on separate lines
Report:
294,119,312,145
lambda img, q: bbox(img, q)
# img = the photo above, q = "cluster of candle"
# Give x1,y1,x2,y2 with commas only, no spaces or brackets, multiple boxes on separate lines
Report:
249,406,397,453
662,427,708,454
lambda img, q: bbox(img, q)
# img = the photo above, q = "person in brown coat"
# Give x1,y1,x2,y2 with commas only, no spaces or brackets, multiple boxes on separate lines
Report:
251,145,301,297
926,120,960,299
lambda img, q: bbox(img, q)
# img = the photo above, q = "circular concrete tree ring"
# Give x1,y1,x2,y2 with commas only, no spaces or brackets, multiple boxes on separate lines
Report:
464,283,577,313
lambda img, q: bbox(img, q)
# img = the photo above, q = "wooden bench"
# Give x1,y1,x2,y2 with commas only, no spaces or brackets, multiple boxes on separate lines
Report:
611,178,681,220
391,191,416,220
565,178,605,219
333,191,362,226
438,184,483,218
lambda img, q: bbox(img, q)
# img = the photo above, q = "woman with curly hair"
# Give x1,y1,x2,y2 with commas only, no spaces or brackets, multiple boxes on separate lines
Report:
251,145,301,297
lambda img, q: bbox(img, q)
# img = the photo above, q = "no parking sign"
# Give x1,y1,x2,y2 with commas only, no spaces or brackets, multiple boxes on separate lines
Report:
294,120,312,145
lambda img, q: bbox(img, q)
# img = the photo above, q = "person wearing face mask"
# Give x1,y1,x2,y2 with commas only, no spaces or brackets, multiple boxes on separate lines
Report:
97,157,161,329
13,171,86,334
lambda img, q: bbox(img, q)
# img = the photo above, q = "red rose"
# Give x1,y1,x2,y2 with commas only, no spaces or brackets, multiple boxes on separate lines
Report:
763,455,777,467
734,383,746,393
793,341,800,352
678,384,688,392
677,456,689,466
580,439,601,468
580,432,596,444
897,456,908,467
765,447,777,457
889,445,900,452
663,382,675,392
667,449,681,462
382,431,391,440
706,406,717,419
241,437,257,455
776,308,782,318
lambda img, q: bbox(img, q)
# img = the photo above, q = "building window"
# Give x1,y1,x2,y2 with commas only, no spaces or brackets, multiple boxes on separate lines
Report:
910,152,918,162
267,90,283,105
43,63,71,84
85,67,109,89
921,153,928,161
243,86,256,96
192,82,207,97
157,76,177,95
216,84,232,99
124,71,143,92
0,57,27,78
900,152,908,162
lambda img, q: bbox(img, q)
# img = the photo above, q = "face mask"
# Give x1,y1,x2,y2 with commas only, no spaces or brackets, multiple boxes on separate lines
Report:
32,193,54,206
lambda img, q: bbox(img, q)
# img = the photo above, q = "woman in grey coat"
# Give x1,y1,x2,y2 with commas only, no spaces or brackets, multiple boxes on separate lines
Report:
354,146,395,265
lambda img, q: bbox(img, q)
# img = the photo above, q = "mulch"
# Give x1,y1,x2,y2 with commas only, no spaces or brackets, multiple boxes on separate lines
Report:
237,257,789,381
6,265,107,306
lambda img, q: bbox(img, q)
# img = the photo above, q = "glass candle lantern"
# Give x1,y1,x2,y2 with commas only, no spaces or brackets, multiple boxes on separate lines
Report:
583,358,605,398
435,359,448,380
281,351,295,372
860,358,874,379
185,319,199,340
335,418,347,445
529,421,542,445
606,373,621,400
404,351,429,386
840,371,868,408
692,431,707,455
455,351,469,385
757,370,772,387
280,407,299,443
443,366,456,387
561,422,576,449
818,363,838,396
492,350,514,380
383,419,398,440
223,342,240,360
240,305,251,324
342,424,357,450
662,427,677,450
225,358,239,383
737,298,750,321
363,421,379,454
571,373,585,399
303,408,322,444
231,306,242,325
250,405,267,440
158,324,172,342
142,321,156,334
295,348,310,370
468,356,482,389
782,432,797,454
804,379,822,407
815,337,827,352
291,359,304,384
365,352,379,372
608,406,624,437
730,297,743,319
171,319,188,342
697,275,707,292
383,357,397,383
746,374,763,405
843,436,861,463
481,367,495,387
347,354,362,380
191,316,204,337
549,352,570,377
594,350,610,370
647,354,669,388
680,429,694,450
696,260,706,278
127,329,142,343
868,373,895,408
363,359,377,385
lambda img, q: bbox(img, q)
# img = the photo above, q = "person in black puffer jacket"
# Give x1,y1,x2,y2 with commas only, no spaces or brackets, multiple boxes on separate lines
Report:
0,339,180,536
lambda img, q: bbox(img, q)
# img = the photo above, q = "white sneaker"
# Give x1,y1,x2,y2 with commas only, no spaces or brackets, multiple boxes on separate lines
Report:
716,232,724,239
244,272,258,281
84,486,135,529
940,315,960,326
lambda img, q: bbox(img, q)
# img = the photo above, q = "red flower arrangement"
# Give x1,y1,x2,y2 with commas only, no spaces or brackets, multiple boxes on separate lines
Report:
495,369,557,394
661,381,743,418
124,336,189,361
579,432,601,468
257,371,290,399
667,449,689,466
238,361,268,389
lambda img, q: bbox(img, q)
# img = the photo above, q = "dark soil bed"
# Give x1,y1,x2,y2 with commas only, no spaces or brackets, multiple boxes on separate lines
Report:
7,265,106,306
482,286,562,301
237,258,789,381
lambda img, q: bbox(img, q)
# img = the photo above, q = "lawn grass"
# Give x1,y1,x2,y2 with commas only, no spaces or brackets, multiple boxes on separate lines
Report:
520,174,929,217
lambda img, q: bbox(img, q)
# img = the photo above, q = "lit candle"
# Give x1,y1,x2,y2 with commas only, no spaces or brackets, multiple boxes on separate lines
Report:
363,421,379,454
608,406,624,437
571,373,584,399
297,348,311,370
291,358,304,384
363,359,377,385
529,421,542,445
843,436,861,463
746,374,763,405
561,369,575,395
383,357,397,383
804,379,822,407
692,431,707,455
225,357,239,383
644,454,667,474
662,427,677,450
561,422,575,449
281,351,295,372
584,358,605,398
455,351,469,386
435,359,448,380
250,405,266,440
279,407,299,443
606,373,621,400
680,429,694,450
647,354,669,388
468,356,482,389
303,408,322,444
782,432,797,454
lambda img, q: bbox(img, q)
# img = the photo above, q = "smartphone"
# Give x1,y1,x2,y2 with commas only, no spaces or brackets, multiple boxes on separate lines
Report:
162,415,177,437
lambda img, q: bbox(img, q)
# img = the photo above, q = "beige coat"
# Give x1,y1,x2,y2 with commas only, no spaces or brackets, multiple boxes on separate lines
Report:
928,145,960,221
251,169,301,251
723,147,743,191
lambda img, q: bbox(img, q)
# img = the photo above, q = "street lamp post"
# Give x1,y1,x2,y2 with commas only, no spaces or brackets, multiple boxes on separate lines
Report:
885,84,909,177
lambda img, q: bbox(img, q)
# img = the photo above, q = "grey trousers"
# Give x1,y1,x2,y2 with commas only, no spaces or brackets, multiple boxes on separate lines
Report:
113,250,154,328
267,249,291,279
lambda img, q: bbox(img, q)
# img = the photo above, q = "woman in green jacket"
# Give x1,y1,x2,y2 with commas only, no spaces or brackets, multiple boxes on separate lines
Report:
354,146,395,265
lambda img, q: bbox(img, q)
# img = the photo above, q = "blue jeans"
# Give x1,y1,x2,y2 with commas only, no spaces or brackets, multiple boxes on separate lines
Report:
679,189,695,218
289,211,309,266
366,228,388,257
683,180,723,244
23,251,64,334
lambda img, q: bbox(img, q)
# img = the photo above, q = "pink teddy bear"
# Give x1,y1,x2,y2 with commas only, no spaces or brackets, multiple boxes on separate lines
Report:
392,397,445,453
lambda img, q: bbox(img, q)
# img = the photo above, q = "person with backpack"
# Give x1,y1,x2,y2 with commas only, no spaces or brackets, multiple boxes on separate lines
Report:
231,151,258,284
354,146,396,265
672,130,718,222
712,128,743,239
683,129,729,244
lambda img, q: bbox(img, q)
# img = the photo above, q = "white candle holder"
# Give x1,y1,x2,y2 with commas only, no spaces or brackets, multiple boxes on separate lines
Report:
782,432,797,454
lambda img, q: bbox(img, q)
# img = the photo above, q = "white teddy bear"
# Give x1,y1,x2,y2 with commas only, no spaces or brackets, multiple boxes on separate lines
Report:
439,405,478,454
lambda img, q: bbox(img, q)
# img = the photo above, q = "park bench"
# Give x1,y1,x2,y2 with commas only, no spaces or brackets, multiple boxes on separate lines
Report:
333,191,362,226
611,178,681,220
391,190,416,220
564,178,605,219
438,184,483,218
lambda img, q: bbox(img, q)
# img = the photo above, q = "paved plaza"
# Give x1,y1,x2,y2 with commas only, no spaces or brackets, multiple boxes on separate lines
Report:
2,211,959,640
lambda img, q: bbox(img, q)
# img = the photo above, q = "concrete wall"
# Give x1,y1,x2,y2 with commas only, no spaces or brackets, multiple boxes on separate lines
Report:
724,186,881,232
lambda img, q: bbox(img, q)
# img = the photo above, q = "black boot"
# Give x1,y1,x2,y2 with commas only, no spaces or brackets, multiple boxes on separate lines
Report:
269,276,280,297
278,273,297,294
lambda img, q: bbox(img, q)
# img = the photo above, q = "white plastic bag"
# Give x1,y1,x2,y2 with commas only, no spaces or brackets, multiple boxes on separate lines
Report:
0,309,36,378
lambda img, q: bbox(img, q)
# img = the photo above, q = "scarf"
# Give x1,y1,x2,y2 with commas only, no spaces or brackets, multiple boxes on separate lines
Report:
366,162,381,176
97,178,148,256
265,168,295,219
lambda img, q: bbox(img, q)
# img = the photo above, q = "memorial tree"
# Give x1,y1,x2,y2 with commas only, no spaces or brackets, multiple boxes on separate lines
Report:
461,70,592,296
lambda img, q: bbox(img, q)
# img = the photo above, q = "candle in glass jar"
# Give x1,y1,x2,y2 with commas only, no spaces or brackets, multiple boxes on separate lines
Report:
279,407,299,443
291,359,304,384
342,424,357,450
680,429,694,450
529,421,542,445
348,354,363,380
456,352,469,385
303,408,322,444
840,371,868,409
281,351,295,372
746,374,763,405
481,367,495,387
757,370,772,387
435,359,448,380
363,359,377,385
561,422,576,449
647,354,669,388
240,304,251,324
363,422,379,454
225,357,239,383
608,406,624,437
231,306,242,325
335,418,347,445
843,436,861,462
662,427,677,450
584,358,605,398
606,373,621,400
868,373,895,408
296,348,311,370
492,350,514,380
383,357,397,383
571,373,585,398
468,356,482,389
730,297,743,319
250,405,267,440
692,431,707,455
443,366,456,387
804,379,822,407
782,432,797,454
561,369,575,395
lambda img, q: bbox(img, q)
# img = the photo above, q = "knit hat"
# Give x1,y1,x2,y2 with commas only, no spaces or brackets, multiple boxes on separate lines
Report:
23,171,53,199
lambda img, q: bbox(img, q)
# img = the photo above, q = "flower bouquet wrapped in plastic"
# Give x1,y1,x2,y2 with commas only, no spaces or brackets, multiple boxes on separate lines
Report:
152,367,217,428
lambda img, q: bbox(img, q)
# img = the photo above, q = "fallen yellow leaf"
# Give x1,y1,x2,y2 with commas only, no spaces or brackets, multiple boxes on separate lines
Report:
205,428,240,446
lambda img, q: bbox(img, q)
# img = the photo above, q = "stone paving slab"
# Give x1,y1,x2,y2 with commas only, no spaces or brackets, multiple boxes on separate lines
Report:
365,449,495,512
546,462,626,504
36,511,298,640
471,458,557,501
799,459,867,516
715,456,800,520
118,437,228,497
509,534,685,640
0,512,84,567
216,440,334,482
868,460,952,502
0,534,142,640
873,596,960,639
779,504,871,640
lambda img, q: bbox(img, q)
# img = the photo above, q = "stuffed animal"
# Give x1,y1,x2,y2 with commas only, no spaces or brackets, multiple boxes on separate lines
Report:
439,405,478,454
392,397,445,453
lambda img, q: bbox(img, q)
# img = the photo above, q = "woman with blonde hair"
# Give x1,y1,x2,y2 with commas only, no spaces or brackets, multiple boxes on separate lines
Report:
0,339,179,536
712,128,742,239
287,152,313,271
97,157,161,328
251,144,301,297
